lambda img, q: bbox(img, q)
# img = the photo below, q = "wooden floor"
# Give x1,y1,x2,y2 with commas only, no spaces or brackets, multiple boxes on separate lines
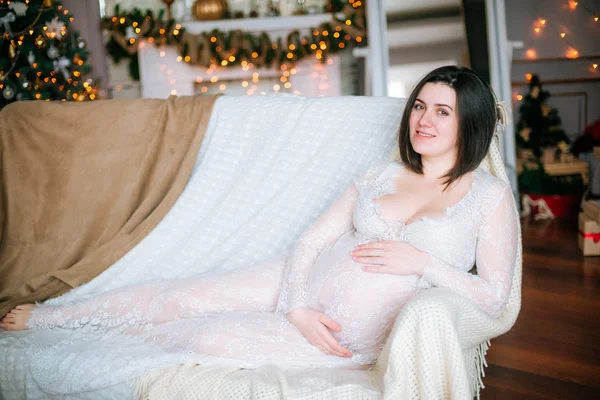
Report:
481,216,600,399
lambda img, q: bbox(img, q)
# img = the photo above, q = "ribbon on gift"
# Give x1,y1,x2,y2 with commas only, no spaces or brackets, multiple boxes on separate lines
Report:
0,11,16,35
579,231,600,243
521,194,555,220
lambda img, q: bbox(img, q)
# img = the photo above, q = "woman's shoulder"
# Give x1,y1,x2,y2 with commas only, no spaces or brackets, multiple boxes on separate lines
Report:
474,167,511,195
352,159,401,188
472,167,514,217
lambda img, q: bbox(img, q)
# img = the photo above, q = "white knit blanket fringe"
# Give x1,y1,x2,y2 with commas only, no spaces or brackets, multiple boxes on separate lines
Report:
473,341,491,399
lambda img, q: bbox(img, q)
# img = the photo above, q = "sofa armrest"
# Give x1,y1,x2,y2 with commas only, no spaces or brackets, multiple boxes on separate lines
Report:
374,287,511,399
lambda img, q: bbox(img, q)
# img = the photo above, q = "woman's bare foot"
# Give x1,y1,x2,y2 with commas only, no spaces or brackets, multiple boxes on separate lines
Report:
0,304,36,331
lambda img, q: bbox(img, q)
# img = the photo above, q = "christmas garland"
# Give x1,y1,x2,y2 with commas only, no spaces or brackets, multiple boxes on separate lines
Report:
101,2,366,81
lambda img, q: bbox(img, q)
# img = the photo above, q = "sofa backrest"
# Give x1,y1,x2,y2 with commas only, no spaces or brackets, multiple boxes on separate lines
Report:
70,95,406,296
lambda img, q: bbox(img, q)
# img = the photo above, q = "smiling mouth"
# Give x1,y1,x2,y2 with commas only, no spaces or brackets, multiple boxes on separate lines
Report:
417,131,436,138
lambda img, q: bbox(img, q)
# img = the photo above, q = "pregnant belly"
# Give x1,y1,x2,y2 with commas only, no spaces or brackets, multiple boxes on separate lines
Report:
305,231,420,360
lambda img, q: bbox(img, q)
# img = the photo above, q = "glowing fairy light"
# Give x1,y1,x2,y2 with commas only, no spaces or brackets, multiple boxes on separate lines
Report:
526,49,537,59
566,47,579,58
568,1,578,11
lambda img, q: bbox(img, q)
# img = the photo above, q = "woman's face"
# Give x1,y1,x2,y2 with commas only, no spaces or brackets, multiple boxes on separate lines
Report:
409,82,459,161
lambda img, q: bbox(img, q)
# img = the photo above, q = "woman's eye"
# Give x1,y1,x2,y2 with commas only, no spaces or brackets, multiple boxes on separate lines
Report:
437,109,449,116
414,104,424,110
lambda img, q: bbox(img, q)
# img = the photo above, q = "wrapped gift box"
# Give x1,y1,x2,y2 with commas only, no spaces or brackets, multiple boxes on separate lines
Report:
578,212,600,256
522,193,581,219
582,200,600,222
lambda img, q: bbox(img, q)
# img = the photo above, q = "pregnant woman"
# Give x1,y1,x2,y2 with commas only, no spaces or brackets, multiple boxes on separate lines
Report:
1,65,518,395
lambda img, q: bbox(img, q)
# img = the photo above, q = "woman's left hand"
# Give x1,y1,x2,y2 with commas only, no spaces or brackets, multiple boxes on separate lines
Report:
350,240,430,276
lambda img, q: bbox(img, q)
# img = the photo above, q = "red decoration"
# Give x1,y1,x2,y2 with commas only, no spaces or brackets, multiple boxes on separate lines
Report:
580,231,600,243
525,193,581,218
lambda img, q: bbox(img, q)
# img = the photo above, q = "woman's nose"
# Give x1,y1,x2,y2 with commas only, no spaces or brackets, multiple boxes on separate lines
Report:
418,111,433,127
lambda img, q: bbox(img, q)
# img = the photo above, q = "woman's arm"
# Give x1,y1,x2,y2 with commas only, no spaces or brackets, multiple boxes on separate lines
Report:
419,187,518,318
277,183,359,358
276,183,359,315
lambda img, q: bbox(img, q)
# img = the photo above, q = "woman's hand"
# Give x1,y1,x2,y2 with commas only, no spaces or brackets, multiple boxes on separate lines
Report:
350,240,431,276
286,308,352,358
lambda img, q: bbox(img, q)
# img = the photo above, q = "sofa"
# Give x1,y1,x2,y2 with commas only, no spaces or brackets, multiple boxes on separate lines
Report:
0,94,522,399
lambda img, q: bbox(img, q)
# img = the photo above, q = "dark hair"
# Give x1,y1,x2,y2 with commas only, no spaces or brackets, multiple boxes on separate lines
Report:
398,65,498,187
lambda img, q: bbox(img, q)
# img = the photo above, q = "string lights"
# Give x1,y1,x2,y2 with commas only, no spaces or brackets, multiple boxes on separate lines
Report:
514,1,599,104
525,1,598,74
572,0,599,22
156,46,314,97
525,48,537,59
102,0,366,86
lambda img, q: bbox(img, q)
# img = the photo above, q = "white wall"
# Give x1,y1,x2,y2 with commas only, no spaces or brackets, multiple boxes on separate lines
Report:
383,0,461,15
506,0,600,137
386,15,467,99
388,59,457,98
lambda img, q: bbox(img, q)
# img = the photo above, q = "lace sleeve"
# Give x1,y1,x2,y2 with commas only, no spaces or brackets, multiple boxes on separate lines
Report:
276,183,359,315
421,187,518,318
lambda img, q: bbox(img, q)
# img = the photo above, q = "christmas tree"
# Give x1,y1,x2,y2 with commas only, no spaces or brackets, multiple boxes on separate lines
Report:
516,74,570,158
0,0,98,110
516,75,584,195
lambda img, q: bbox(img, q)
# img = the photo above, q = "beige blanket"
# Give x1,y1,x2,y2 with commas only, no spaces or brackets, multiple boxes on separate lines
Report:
0,94,220,317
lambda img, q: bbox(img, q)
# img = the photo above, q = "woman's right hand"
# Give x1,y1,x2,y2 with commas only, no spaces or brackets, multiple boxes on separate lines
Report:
286,308,352,358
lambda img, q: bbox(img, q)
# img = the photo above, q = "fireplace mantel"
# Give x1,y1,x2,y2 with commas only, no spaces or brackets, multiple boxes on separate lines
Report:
181,13,337,35
138,14,343,99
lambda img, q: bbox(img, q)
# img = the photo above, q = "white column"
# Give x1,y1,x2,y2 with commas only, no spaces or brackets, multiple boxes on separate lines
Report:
485,0,518,195
365,0,389,97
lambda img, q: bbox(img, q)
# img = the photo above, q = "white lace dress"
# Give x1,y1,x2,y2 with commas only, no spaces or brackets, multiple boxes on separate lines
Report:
24,161,518,395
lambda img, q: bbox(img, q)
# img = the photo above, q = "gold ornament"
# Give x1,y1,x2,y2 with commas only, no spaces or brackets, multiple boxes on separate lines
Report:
9,41,17,61
43,0,53,7
35,35,47,49
192,0,228,21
